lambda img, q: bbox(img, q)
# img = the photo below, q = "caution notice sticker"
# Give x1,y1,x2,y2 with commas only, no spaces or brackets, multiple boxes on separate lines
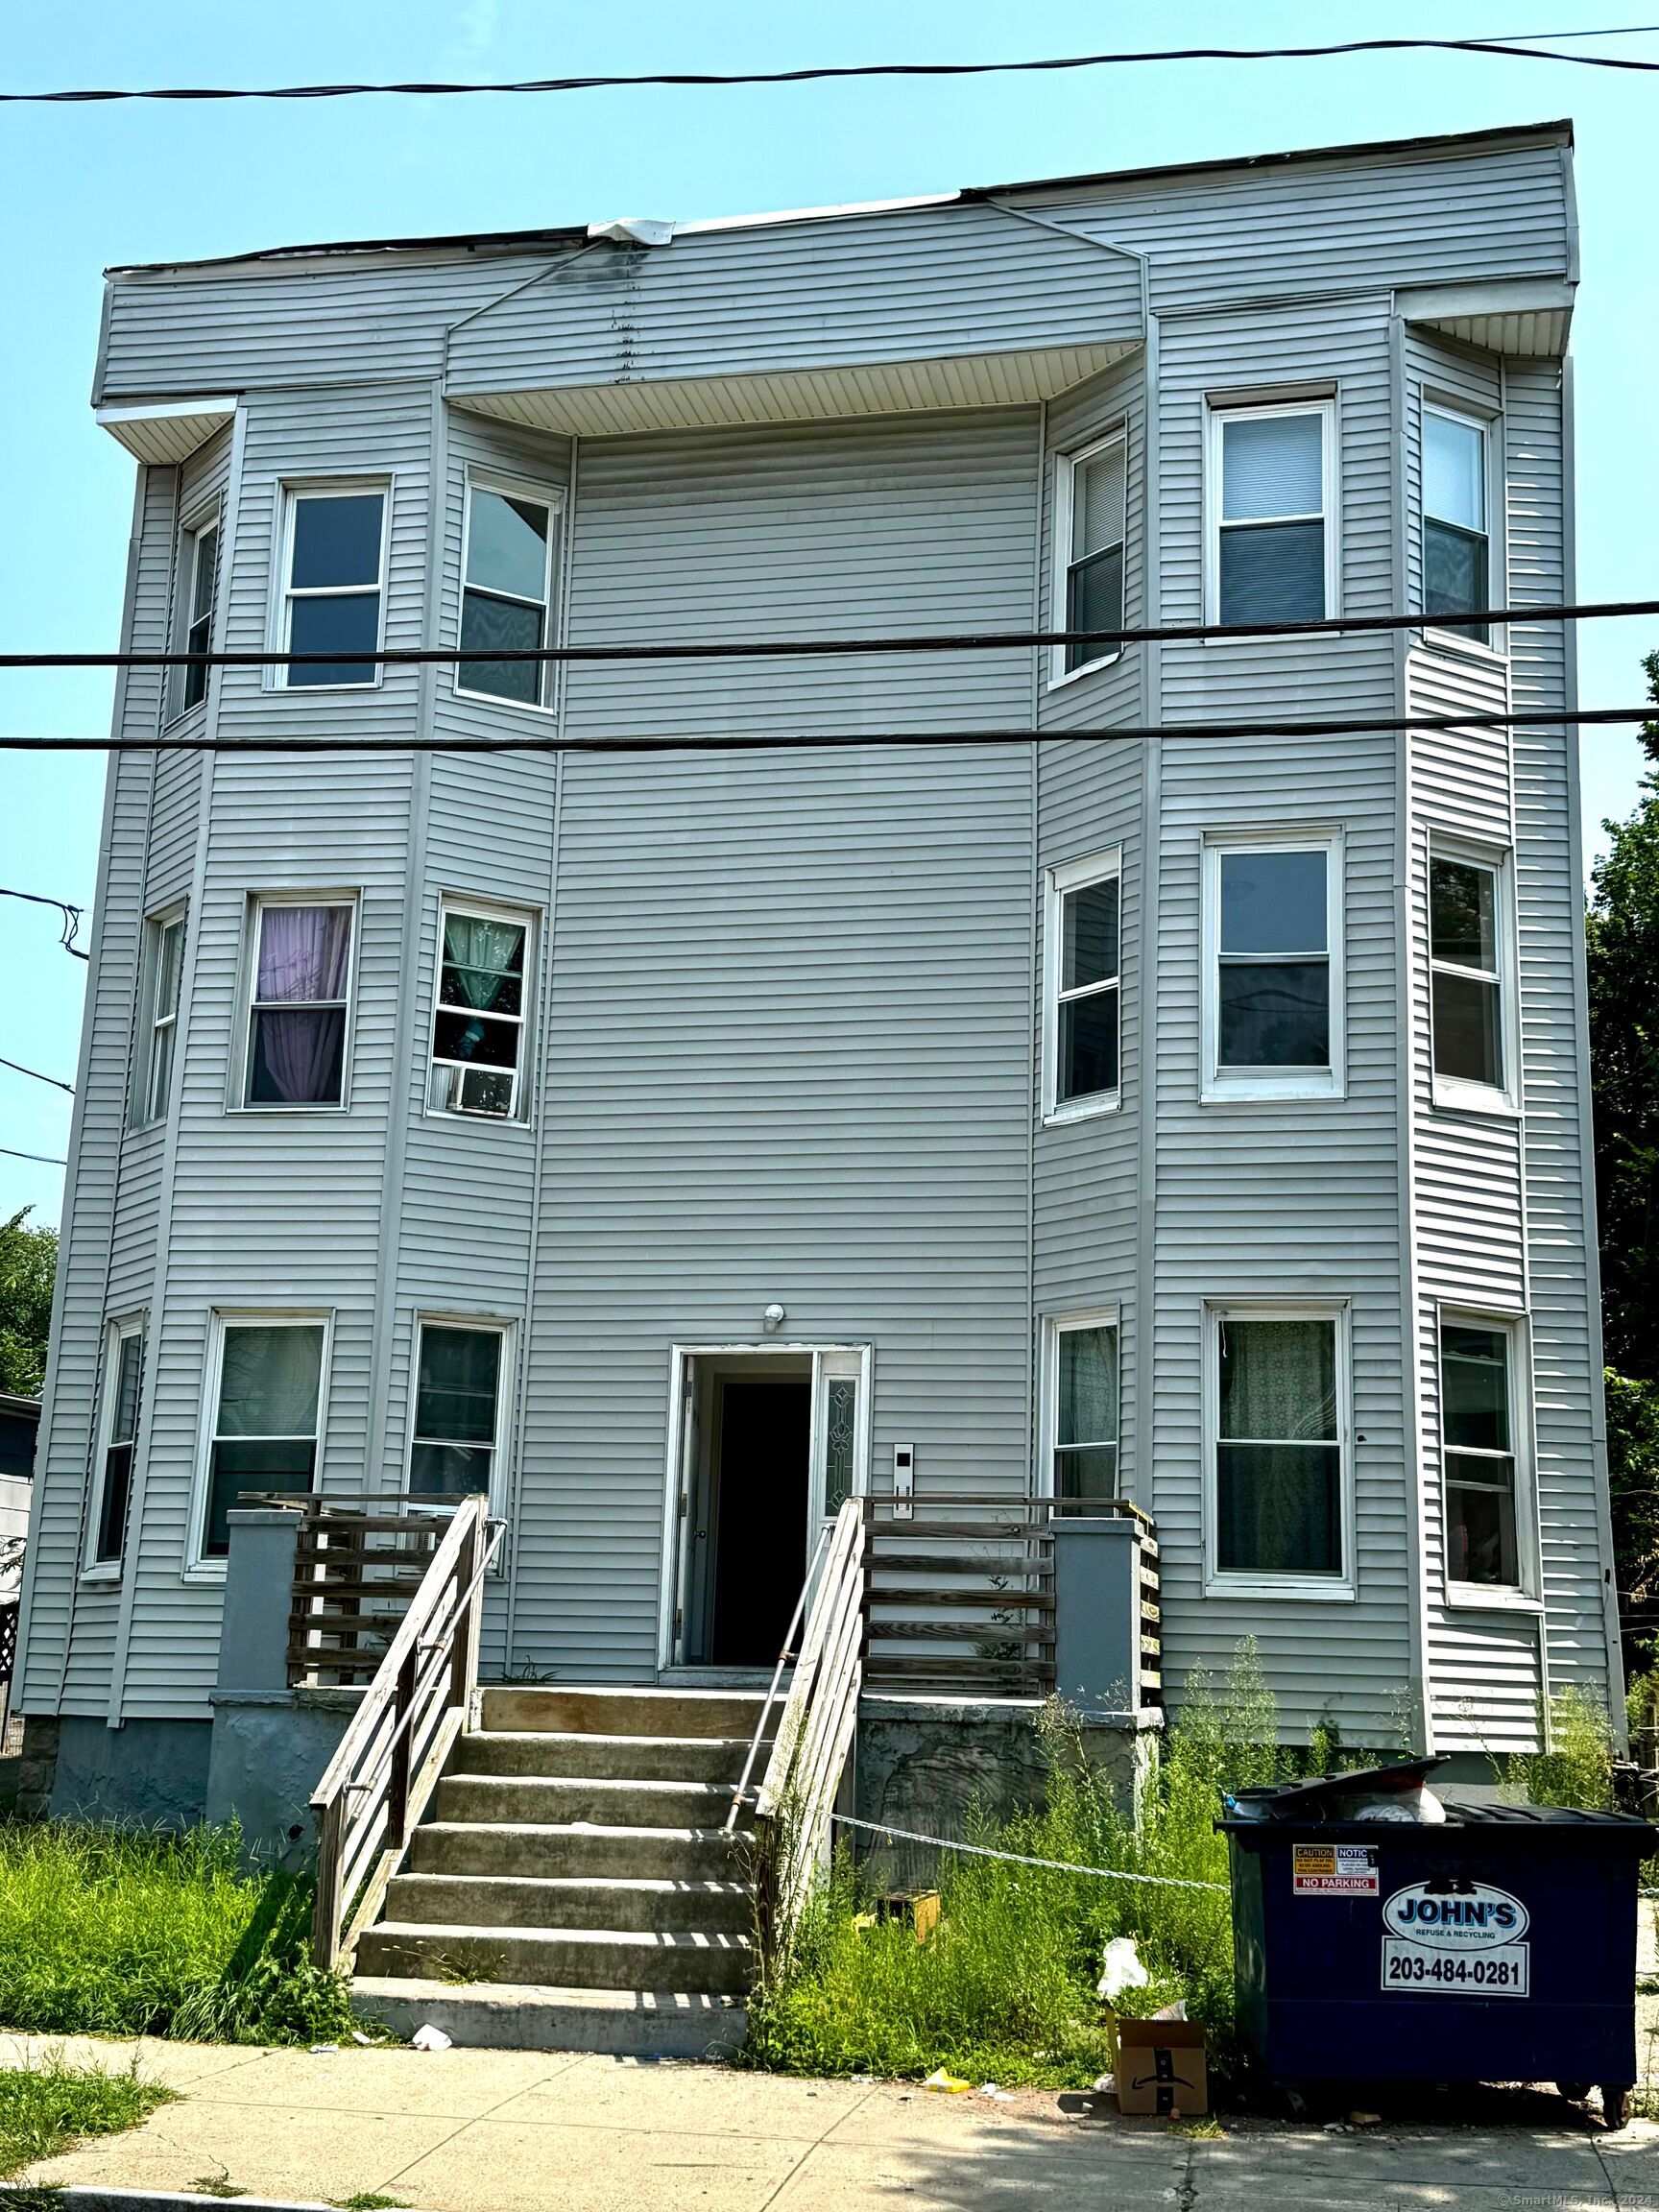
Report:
1292,1843,1381,1897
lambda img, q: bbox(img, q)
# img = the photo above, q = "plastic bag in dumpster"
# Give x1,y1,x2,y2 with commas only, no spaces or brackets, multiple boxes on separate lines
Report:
1224,1756,1448,1824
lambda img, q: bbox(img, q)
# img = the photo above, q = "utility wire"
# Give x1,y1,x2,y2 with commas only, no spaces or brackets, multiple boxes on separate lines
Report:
4,705,1652,757
6,594,1659,674
0,1055,72,1097
4,32,1659,101
0,1146,68,1167
0,887,89,960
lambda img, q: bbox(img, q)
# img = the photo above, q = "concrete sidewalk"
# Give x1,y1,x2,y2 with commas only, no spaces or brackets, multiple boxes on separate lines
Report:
11,2032,1659,2212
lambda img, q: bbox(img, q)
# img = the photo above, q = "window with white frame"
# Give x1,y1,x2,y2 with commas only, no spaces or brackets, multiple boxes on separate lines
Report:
1430,847,1508,1101
244,898,354,1108
428,902,532,1118
277,485,386,687
180,515,219,712
1209,1306,1347,1585
1046,1315,1119,1501
1210,399,1334,627
459,481,560,709
1203,834,1341,1098
89,1319,144,1570
201,1317,325,1558
407,1320,507,1499
1423,405,1491,645
140,910,185,1125
1440,1315,1527,1592
1056,433,1126,679
1046,852,1120,1117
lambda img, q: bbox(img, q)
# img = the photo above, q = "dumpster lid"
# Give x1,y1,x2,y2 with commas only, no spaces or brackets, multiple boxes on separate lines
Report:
1222,1757,1445,1822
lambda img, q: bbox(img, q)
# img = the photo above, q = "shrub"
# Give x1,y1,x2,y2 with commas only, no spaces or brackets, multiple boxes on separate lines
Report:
0,1822,357,2045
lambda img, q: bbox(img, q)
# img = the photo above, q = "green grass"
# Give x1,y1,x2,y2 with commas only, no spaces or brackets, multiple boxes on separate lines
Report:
0,1822,359,2045
0,2056,177,2178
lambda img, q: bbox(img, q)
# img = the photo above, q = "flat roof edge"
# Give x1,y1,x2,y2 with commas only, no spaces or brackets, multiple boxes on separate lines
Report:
104,116,1574,283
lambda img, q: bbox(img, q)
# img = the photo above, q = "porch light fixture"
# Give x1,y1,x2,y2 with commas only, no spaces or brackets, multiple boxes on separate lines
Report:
762,1304,786,1334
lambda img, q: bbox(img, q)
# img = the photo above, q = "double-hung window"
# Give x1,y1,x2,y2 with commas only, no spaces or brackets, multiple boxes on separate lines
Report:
180,516,219,712
1209,1305,1349,1591
88,1320,144,1572
244,898,355,1108
1054,433,1126,680
459,481,560,709
428,901,533,1119
1046,1314,1119,1501
1440,1316,1527,1594
1203,833,1342,1100
1210,399,1334,626
1430,846,1510,1104
1045,852,1121,1118
408,1320,509,1500
278,485,386,688
140,911,185,1125
199,1316,326,1560
1423,406,1491,645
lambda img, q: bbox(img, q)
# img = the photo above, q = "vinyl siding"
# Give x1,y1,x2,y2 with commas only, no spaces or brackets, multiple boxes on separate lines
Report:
26,128,1610,1758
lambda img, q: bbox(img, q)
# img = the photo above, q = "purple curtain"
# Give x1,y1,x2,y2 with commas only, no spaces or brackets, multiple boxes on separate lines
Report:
253,906,351,1104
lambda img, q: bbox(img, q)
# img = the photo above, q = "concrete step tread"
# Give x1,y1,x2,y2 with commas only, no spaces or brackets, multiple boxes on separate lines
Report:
469,1729,761,1753
419,1820,755,1844
373,1921,753,1952
445,1771,733,1796
391,1872,751,1898
354,1974,744,2014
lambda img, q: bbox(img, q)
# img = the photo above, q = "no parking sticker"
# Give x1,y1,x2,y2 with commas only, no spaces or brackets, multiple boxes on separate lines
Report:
1292,1843,1381,1896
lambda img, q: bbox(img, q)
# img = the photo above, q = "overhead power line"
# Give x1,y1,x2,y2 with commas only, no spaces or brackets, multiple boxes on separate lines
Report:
3,31,1659,103
0,886,89,960
0,1145,68,1166
2,705,1651,757
0,1054,73,1097
6,595,1659,676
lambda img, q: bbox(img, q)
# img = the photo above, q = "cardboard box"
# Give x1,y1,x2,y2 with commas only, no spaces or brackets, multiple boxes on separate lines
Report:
1113,2017,1209,2117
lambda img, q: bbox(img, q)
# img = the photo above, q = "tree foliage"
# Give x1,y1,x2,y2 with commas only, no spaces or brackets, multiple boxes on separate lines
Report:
0,1208,57,1396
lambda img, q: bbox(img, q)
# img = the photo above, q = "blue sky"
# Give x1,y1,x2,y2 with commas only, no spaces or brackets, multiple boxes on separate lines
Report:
4,1,1657,1229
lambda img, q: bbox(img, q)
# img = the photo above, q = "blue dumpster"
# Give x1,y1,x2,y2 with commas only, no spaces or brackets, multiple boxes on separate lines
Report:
1219,1761,1655,2122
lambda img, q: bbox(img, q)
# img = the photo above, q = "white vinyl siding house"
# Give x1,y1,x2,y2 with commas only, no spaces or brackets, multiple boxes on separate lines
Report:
13,121,1614,1809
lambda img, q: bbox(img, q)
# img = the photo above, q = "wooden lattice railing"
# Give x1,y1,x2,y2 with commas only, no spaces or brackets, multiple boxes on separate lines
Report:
309,1494,502,1970
286,1496,475,1688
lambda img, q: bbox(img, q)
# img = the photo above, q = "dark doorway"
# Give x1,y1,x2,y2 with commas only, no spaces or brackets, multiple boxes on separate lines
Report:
709,1379,811,1666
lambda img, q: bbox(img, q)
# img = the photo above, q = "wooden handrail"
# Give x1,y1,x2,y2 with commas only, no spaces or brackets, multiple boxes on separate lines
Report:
750,1497,865,1975
309,1493,501,1971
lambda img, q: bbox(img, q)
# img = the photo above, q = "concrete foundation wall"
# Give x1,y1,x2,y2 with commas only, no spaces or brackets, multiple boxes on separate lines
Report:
853,1696,1158,1890
47,1715,211,1828
205,1692,357,1866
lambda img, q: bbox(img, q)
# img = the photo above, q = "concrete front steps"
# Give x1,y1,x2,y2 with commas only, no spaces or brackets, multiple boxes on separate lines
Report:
350,1685,769,2057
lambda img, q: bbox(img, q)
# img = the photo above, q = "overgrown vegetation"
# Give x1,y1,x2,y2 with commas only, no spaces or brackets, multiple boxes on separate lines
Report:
747,1652,1626,2090
0,1822,357,2045
0,2055,175,2178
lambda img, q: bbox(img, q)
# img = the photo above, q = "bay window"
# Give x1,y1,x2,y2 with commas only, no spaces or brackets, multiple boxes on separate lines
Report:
1430,846,1509,1103
428,902,532,1119
278,484,386,688
88,1320,144,1572
244,898,355,1108
1046,1315,1119,1501
1441,1316,1527,1593
1210,399,1334,626
1423,405,1491,643
1045,851,1121,1118
1209,1306,1349,1590
458,481,560,709
1055,432,1127,680
1203,833,1342,1100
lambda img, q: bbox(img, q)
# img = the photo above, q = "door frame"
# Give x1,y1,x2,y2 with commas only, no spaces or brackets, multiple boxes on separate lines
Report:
657,1340,873,1671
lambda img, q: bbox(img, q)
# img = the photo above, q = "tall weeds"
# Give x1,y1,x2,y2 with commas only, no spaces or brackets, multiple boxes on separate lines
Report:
0,1821,356,2044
